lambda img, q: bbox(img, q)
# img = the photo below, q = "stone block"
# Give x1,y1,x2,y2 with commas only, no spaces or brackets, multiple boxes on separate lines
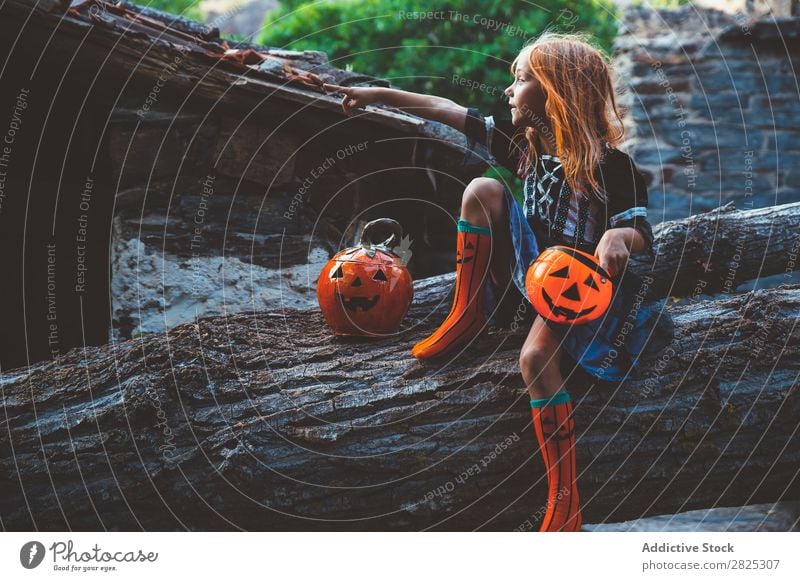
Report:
695,71,763,94
631,146,683,166
690,91,747,110
700,149,800,172
779,168,800,189
747,109,800,131
685,167,772,193
750,94,800,112
766,74,800,94
663,123,759,150
711,108,800,128
630,102,681,122
630,78,691,94
763,131,800,151
648,190,740,222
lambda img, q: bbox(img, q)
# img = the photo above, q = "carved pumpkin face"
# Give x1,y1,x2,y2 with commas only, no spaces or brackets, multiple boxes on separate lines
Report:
317,246,413,337
525,246,612,325
541,414,575,442
328,263,386,313
456,240,475,265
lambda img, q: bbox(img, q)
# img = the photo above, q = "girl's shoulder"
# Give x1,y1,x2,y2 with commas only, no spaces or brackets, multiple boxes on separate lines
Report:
598,144,637,169
596,145,646,183
595,144,649,208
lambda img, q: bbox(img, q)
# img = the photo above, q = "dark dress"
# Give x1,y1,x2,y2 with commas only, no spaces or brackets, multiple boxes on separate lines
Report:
462,107,675,383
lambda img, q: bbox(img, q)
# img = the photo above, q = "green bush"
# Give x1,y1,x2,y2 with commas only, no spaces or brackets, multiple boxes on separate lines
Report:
260,0,618,115
144,0,203,22
631,0,690,7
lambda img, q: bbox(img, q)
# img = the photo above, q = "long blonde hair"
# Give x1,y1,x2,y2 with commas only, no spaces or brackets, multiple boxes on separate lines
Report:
510,31,625,202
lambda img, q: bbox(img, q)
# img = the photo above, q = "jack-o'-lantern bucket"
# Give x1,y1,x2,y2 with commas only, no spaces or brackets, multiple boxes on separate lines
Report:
525,246,613,325
317,218,413,337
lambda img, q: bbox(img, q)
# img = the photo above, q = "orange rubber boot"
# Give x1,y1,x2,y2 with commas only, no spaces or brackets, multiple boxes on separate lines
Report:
411,220,491,359
530,390,582,532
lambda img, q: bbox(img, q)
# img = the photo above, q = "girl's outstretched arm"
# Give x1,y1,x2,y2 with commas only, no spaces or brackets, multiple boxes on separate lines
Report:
322,83,468,133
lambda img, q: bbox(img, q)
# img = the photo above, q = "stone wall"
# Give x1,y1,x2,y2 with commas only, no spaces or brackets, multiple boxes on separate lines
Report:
615,3,800,223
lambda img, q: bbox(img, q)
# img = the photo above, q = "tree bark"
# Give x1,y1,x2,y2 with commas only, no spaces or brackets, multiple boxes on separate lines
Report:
1,270,798,530
634,201,800,299
5,0,450,137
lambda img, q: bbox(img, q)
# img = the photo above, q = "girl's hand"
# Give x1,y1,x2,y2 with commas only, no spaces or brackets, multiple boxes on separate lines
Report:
322,83,383,117
594,229,630,278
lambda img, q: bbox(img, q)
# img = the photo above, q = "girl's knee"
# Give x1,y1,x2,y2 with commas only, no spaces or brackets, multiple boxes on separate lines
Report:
463,177,505,209
519,344,553,375
462,178,506,226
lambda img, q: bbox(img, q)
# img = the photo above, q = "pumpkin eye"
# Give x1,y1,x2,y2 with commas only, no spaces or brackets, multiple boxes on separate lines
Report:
330,265,344,279
373,269,388,282
550,266,570,278
584,274,599,290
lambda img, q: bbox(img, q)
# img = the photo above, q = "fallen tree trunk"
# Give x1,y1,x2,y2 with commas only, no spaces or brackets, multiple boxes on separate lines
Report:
1,275,798,531
633,201,800,299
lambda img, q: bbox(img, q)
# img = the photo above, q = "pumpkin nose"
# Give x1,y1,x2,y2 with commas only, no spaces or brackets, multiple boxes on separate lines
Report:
352,276,362,287
561,282,581,301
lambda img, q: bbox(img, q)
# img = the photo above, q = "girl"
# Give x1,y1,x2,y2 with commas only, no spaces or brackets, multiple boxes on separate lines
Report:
323,32,674,532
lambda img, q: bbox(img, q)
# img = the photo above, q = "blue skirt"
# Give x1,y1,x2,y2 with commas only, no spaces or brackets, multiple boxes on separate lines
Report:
483,186,675,383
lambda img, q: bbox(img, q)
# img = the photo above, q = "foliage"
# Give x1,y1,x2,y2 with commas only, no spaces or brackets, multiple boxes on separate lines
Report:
144,0,203,22
224,32,250,42
631,0,690,7
260,0,619,115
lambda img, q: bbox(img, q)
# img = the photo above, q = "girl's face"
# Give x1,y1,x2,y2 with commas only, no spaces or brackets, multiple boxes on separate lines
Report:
505,50,548,127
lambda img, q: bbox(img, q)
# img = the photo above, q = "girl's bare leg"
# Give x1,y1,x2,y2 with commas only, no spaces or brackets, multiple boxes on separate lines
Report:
519,315,564,399
520,315,582,532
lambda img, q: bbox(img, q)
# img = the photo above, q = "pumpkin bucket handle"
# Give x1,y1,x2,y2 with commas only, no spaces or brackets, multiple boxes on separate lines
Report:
360,218,403,250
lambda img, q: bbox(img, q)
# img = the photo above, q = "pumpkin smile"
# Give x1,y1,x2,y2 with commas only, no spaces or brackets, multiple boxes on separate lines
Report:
541,416,575,441
336,293,380,312
541,288,597,321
